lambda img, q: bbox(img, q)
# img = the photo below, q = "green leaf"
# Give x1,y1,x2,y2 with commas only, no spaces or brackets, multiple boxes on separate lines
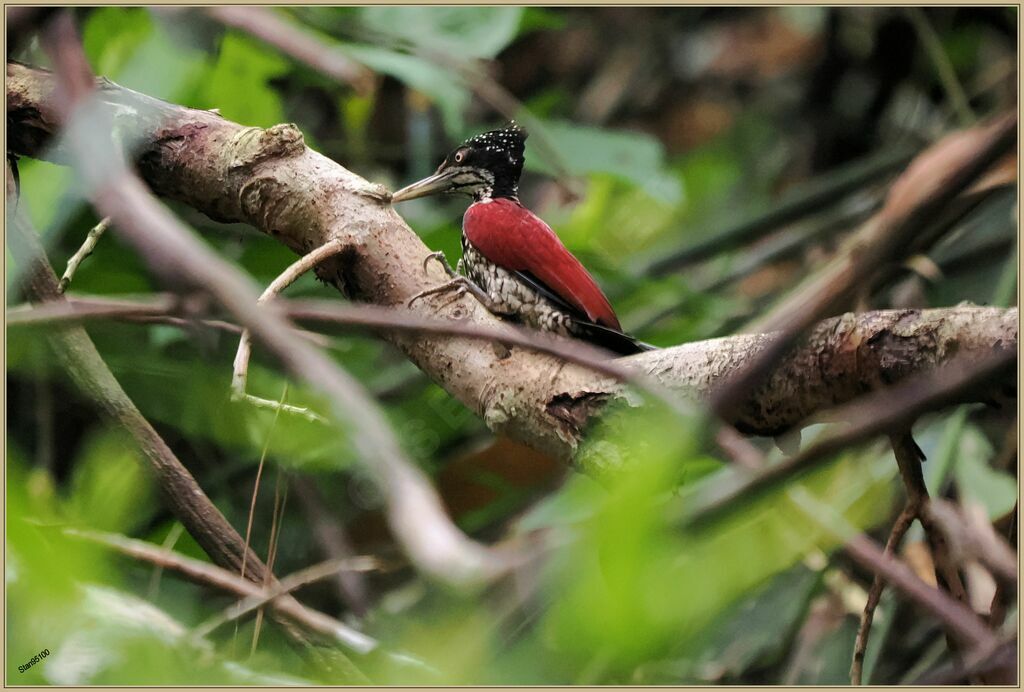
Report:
359,7,524,59
202,33,288,127
66,429,156,534
82,7,154,77
632,564,822,683
527,120,684,204
541,419,896,678
83,9,207,103
339,43,470,136
953,427,1016,519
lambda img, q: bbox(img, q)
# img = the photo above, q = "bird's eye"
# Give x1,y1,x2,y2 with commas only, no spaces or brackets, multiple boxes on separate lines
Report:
454,151,465,163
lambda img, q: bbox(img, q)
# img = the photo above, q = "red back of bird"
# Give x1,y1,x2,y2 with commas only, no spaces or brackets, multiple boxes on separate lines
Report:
463,198,622,331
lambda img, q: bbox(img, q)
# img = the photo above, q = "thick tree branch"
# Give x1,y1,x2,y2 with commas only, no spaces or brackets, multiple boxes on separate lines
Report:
7,61,1017,462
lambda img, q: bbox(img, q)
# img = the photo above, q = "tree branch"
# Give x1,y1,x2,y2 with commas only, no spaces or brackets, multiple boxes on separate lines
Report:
7,60,1017,463
35,18,508,591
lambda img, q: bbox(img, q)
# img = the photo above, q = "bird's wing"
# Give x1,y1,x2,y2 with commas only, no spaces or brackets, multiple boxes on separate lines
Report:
463,198,622,330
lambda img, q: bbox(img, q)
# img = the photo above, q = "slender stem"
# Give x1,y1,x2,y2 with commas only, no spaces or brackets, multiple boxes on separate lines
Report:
204,7,373,94
905,8,976,127
192,555,387,640
232,239,346,403
787,488,999,652
850,501,918,685
59,216,110,293
65,527,381,655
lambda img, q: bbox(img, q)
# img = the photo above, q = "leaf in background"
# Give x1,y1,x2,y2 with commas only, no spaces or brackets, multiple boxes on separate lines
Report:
202,33,288,128
528,120,684,204
632,564,822,683
82,7,154,77
540,406,896,680
66,428,157,534
83,8,207,103
555,174,678,263
358,7,524,60
339,43,471,136
953,426,1016,520
10,160,80,240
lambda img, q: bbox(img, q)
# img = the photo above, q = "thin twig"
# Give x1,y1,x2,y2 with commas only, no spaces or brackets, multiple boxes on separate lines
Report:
905,8,976,127
645,146,916,275
192,554,389,641
787,488,999,653
988,503,1016,629
239,380,287,655
232,239,347,421
6,206,318,649
928,499,1018,588
58,216,110,292
850,501,918,685
64,527,382,655
8,293,697,418
891,432,972,668
252,468,289,655
147,522,184,602
204,6,374,94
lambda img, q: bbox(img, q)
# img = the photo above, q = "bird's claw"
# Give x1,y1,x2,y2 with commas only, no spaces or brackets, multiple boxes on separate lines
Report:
422,250,458,278
407,276,470,308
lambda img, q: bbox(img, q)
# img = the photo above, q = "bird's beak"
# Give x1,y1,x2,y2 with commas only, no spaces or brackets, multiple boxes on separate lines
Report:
391,169,458,203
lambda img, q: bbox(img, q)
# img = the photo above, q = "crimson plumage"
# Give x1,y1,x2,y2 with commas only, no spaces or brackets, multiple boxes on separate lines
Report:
463,198,622,330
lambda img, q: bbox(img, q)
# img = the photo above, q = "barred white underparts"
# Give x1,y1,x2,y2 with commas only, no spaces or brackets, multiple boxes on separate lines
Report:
460,234,575,335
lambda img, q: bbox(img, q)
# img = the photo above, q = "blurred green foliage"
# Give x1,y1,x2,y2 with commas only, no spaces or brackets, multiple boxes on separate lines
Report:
7,6,1016,685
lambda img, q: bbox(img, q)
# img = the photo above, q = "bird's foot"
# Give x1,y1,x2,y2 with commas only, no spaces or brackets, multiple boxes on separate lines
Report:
407,275,491,309
421,250,459,278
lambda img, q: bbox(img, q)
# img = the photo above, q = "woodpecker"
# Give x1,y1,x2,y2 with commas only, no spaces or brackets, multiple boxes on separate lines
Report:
391,123,652,355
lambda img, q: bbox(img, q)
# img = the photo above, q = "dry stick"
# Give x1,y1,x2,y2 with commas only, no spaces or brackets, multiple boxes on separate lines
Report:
787,488,999,655
58,215,110,292
43,15,508,591
237,382,287,655
7,294,333,346
293,477,372,618
5,207,367,653
850,502,919,685
231,239,347,423
684,348,1016,526
711,115,1016,425
253,470,290,656
645,147,915,276
64,527,384,657
890,432,972,673
203,6,374,94
192,555,389,641
8,294,697,418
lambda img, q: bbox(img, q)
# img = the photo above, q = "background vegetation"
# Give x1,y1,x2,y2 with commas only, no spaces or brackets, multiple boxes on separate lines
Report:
7,6,1017,685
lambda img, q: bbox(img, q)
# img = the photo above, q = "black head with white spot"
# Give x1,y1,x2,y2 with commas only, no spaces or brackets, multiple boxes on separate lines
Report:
391,123,528,203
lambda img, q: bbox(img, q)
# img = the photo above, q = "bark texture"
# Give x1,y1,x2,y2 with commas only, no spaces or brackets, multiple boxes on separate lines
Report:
7,63,1017,460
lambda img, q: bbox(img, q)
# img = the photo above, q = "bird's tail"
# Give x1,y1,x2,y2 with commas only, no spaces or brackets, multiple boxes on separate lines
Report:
573,320,657,356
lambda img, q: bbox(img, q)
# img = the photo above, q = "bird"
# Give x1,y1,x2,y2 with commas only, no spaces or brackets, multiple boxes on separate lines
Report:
390,123,653,355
